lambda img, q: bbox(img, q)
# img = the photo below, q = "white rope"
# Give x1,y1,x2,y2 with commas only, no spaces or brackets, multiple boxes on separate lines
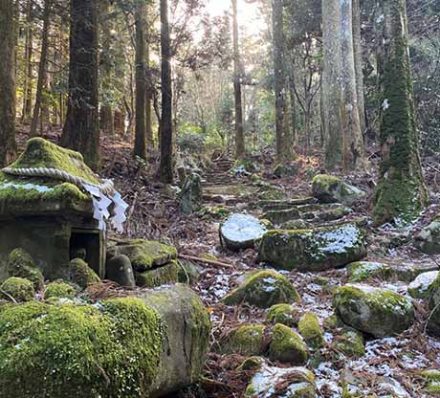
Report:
1,167,115,196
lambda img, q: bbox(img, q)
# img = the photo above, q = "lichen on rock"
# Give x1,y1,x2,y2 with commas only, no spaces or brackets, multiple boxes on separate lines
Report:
223,269,301,308
258,223,366,272
312,174,365,205
333,284,415,338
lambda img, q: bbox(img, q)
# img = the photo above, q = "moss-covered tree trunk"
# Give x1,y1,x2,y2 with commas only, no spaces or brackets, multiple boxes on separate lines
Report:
0,0,17,167
373,0,427,224
61,0,100,169
232,0,245,159
158,0,174,183
322,0,366,171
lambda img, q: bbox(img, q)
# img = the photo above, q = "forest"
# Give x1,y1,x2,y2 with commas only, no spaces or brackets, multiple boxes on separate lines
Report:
0,0,439,397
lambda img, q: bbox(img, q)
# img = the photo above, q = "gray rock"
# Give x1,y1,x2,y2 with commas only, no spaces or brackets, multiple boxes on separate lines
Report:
333,284,415,338
179,173,203,214
258,223,366,272
408,271,439,299
312,174,365,205
416,218,440,254
220,213,267,251
106,255,135,287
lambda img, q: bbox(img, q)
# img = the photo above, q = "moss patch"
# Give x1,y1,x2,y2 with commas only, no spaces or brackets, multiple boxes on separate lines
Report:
223,270,300,308
269,323,308,365
6,248,44,290
135,261,180,288
69,258,101,289
0,298,163,397
221,324,266,356
332,328,365,358
1,277,35,302
298,312,325,350
44,281,77,300
266,303,301,327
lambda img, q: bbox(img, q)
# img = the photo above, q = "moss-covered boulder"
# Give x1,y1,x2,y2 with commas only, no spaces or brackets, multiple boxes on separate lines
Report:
347,261,393,283
179,173,202,215
269,323,308,365
223,270,300,308
0,285,210,398
258,223,366,272
266,303,301,327
1,277,35,302
44,281,76,300
220,324,266,356
273,162,299,178
298,313,325,350
244,365,316,398
135,261,180,288
333,284,415,338
220,213,267,251
69,258,101,289
5,248,44,290
332,328,365,358
238,356,265,371
107,239,177,272
416,218,440,254
408,271,439,299
312,175,365,205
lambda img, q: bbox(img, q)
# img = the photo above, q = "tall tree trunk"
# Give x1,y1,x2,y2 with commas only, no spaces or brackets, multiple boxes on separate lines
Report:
145,4,154,149
232,0,245,159
322,0,365,171
352,0,366,134
61,0,100,169
21,0,34,123
30,0,51,137
272,0,286,161
158,0,174,183
134,2,147,159
0,0,17,167
373,0,427,225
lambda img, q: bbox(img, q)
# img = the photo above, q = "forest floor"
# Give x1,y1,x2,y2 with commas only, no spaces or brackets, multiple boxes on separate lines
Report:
16,129,440,397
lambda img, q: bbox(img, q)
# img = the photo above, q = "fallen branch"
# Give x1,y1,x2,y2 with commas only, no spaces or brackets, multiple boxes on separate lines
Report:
178,254,234,269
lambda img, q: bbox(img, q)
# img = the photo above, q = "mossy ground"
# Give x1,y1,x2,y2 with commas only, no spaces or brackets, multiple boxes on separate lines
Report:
0,298,163,397
44,281,77,300
1,277,35,302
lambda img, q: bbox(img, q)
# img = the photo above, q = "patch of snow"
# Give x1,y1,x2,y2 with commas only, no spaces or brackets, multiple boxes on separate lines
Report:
1,181,53,193
409,271,438,293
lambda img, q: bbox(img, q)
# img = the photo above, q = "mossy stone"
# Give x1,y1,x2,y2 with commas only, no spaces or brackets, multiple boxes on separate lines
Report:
107,239,177,272
6,248,44,290
220,324,266,356
69,258,101,289
333,284,415,338
1,277,35,302
312,174,365,205
332,328,365,358
416,218,440,254
298,313,325,350
44,281,76,300
106,254,135,287
258,223,366,272
223,270,301,309
269,323,308,365
266,303,301,327
0,298,163,397
347,261,393,283
238,356,264,371
179,173,203,214
135,261,181,288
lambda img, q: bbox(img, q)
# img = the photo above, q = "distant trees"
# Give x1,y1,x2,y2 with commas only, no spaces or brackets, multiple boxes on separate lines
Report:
62,0,100,169
373,0,427,224
0,0,17,167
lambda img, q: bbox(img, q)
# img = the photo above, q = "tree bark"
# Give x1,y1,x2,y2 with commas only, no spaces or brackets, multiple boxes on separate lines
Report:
322,0,365,171
134,1,147,159
272,0,286,161
21,0,34,124
373,0,427,224
352,0,366,134
30,0,52,137
61,0,100,169
158,0,174,183
0,0,17,167
232,0,245,159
